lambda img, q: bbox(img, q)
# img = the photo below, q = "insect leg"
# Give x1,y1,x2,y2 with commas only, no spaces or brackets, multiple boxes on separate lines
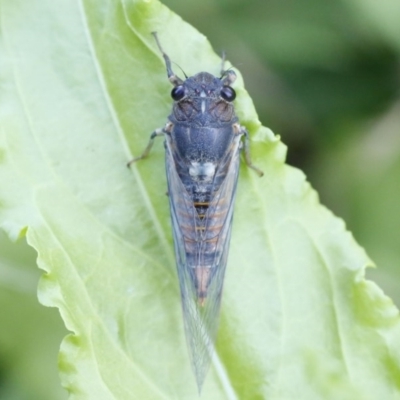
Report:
221,69,237,86
127,128,165,167
220,54,237,86
152,32,183,86
220,51,227,75
241,127,264,177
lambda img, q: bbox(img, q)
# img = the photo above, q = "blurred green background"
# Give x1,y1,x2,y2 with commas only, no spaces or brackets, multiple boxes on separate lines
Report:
1,0,399,398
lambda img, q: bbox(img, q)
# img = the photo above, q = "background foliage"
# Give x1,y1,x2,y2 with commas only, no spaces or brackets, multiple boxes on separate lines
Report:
0,0,399,399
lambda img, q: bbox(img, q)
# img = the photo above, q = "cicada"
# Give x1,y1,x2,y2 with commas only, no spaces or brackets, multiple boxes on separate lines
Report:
128,33,263,391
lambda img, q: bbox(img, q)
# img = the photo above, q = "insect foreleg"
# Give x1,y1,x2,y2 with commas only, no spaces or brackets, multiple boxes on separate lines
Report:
221,69,237,86
219,54,237,86
241,127,264,177
127,127,165,167
152,32,183,86
220,51,227,75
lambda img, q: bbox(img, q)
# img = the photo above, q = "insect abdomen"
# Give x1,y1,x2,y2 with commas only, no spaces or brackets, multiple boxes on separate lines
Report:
174,172,231,301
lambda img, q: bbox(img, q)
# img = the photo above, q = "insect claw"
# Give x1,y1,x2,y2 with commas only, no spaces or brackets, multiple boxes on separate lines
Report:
126,155,143,167
250,165,264,177
127,128,165,167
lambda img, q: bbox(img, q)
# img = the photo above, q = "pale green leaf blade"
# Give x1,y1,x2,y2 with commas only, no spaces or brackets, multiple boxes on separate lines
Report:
0,231,67,400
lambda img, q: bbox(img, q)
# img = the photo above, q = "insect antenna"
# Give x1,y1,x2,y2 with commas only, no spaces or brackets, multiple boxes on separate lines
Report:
173,62,188,79
152,32,183,86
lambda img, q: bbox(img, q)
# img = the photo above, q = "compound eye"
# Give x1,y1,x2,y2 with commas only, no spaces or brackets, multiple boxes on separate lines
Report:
171,85,185,101
220,86,236,102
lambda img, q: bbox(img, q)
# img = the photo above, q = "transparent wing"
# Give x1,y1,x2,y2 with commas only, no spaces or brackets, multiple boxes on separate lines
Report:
165,135,241,390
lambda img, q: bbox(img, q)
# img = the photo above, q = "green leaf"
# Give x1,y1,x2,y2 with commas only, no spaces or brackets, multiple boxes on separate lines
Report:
0,231,67,400
1,0,400,399
311,103,400,307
